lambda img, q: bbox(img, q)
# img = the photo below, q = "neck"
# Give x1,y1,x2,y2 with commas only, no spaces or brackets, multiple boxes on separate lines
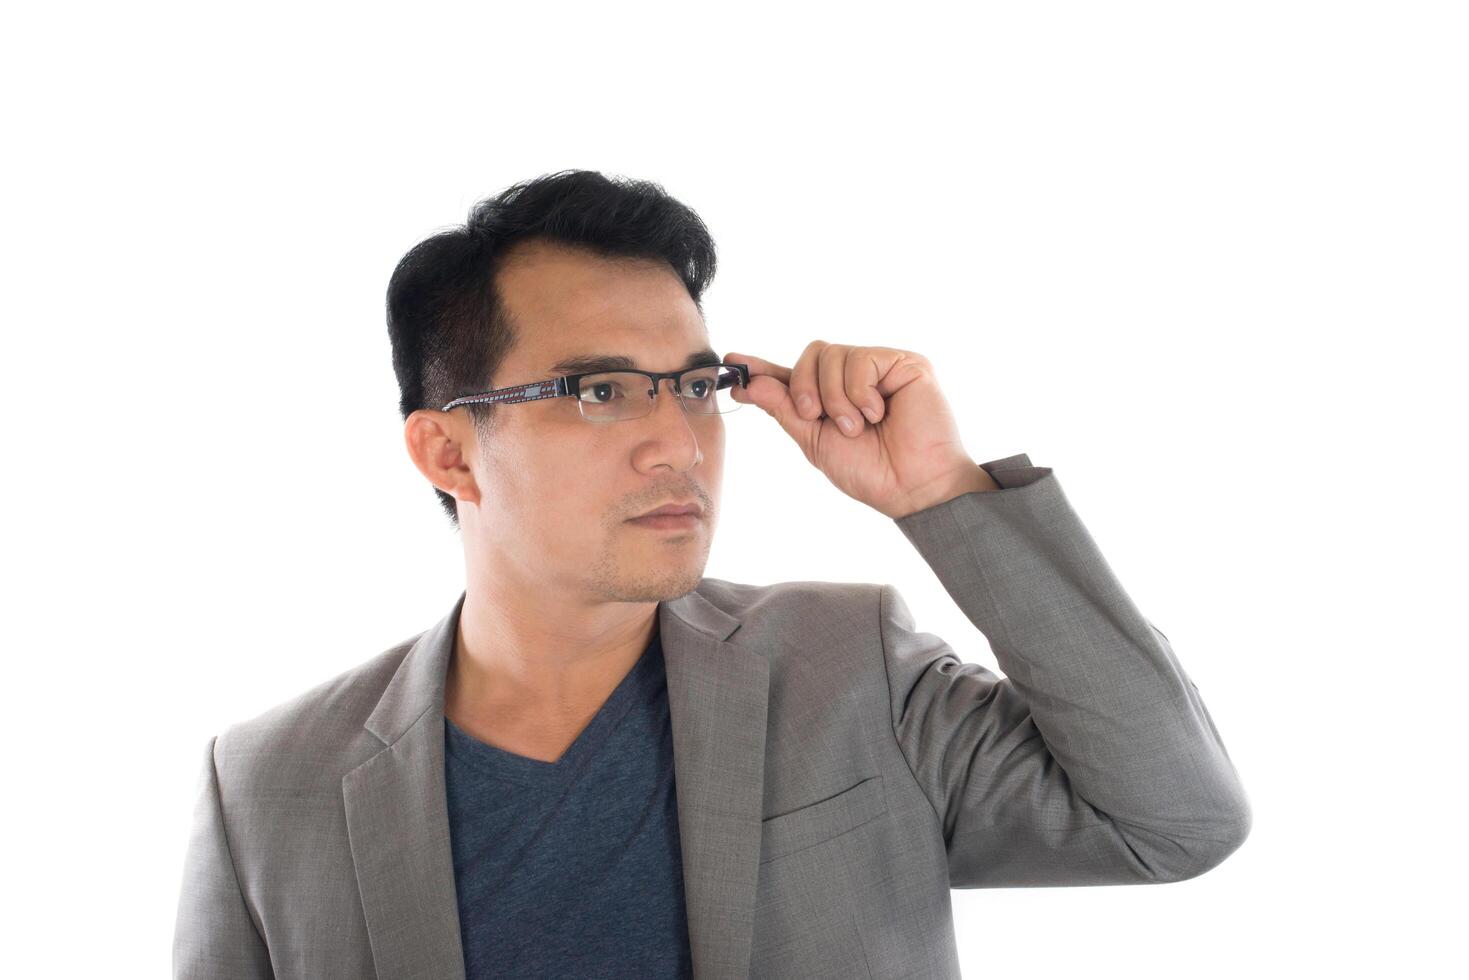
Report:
445,577,659,731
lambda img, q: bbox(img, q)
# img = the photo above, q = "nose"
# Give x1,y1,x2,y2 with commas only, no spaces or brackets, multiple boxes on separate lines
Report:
636,375,702,469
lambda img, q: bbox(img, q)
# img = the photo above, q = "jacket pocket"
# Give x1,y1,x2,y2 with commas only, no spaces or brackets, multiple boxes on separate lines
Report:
759,774,888,865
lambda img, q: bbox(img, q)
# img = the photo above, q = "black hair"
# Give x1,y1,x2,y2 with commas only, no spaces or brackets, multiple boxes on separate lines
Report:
385,170,718,528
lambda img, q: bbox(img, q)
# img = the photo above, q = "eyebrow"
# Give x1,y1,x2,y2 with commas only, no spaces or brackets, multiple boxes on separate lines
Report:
548,348,723,376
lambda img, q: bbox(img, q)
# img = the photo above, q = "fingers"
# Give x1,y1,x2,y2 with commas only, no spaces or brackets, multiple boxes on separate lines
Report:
846,348,884,425
789,340,828,423
817,344,867,436
727,343,887,439
722,350,814,441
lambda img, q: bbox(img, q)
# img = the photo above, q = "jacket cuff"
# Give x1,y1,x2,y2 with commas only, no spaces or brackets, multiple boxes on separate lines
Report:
976,451,1052,490
890,451,1071,634
891,452,1056,533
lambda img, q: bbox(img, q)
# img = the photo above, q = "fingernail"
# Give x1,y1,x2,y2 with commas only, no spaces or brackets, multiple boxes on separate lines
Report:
798,395,813,417
837,415,855,434
861,405,880,423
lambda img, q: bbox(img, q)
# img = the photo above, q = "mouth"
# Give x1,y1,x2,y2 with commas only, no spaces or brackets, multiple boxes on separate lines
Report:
627,512,702,531
631,502,703,519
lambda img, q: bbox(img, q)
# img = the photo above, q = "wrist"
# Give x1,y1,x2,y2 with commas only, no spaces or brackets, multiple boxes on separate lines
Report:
889,463,1000,519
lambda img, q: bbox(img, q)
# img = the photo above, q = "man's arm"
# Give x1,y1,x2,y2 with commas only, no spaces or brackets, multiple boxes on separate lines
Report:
883,453,1251,886
173,736,274,979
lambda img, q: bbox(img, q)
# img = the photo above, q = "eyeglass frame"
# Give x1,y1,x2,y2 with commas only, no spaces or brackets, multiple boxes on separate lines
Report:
440,361,752,421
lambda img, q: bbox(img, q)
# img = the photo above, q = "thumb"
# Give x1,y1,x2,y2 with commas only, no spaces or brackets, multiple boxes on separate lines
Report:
728,359,820,446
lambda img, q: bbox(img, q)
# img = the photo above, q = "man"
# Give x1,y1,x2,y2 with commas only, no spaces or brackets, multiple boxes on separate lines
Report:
173,170,1251,980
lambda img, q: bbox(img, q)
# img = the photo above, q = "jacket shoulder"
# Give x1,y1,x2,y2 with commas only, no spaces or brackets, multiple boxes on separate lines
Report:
695,576,883,644
211,631,421,789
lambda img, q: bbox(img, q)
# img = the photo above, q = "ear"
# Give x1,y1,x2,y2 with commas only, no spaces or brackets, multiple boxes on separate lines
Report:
404,409,481,508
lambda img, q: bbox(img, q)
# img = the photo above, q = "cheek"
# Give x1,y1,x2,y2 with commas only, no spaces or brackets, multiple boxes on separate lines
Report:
486,445,572,522
703,425,727,463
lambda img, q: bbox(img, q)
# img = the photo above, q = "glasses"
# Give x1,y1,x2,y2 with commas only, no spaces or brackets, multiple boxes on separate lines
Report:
441,362,752,423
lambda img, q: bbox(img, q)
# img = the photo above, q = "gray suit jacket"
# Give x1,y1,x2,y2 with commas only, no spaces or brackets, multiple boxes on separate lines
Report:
173,453,1251,979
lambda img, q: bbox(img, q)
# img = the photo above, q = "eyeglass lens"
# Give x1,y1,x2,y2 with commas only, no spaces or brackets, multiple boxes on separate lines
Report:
576,367,744,421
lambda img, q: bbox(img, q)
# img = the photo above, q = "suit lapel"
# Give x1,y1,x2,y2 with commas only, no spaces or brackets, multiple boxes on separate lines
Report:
660,591,769,980
341,587,769,980
342,593,468,980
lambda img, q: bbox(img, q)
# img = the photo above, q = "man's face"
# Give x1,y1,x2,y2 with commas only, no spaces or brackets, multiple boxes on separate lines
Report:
459,240,726,604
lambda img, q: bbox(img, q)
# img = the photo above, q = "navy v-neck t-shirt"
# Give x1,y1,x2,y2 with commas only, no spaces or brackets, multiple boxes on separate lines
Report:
442,627,694,979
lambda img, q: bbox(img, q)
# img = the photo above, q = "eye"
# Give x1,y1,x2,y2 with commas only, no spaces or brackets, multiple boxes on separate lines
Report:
588,381,625,403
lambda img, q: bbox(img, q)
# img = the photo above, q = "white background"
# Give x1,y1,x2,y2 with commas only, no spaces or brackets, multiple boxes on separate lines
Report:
3,2,1465,976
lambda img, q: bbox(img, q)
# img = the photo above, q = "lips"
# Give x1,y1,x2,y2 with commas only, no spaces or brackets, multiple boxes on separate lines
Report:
632,502,702,519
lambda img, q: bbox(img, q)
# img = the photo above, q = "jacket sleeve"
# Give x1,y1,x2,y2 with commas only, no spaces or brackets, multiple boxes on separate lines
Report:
883,453,1252,887
173,735,275,978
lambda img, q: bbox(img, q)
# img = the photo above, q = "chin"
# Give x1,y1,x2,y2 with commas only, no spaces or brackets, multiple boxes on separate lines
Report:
651,564,707,599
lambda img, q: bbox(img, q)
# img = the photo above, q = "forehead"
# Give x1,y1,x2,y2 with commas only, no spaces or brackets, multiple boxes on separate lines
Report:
496,240,709,373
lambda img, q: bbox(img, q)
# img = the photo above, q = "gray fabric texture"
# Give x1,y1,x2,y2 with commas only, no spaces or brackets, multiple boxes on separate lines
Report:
173,452,1250,979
